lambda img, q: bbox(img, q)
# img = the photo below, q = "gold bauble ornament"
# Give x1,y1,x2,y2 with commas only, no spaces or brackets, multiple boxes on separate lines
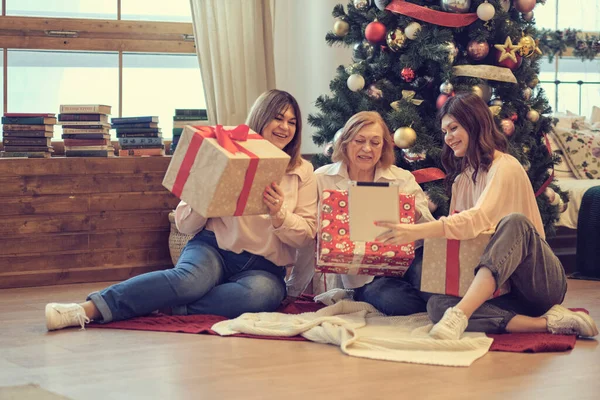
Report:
518,35,537,58
386,28,408,52
489,105,502,116
333,20,350,37
528,76,539,88
393,127,417,149
527,109,540,122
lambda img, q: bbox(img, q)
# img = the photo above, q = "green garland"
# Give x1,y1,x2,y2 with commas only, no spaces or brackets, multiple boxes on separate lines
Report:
537,29,600,62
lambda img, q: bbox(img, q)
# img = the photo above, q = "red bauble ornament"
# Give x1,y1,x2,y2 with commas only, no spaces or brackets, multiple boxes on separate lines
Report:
496,49,522,70
467,40,490,61
401,67,415,82
500,119,515,136
365,21,387,45
510,113,518,122
436,94,449,110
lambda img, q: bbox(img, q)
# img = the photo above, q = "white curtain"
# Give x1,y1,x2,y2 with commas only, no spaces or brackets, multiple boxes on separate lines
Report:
189,0,276,125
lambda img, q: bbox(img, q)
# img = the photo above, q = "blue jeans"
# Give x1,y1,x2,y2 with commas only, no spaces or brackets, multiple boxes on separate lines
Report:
353,247,430,316
88,230,287,321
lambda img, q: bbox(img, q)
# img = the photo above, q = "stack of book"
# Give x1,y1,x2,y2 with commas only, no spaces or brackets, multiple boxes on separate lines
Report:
113,116,164,157
171,109,208,154
59,104,113,157
1,113,56,158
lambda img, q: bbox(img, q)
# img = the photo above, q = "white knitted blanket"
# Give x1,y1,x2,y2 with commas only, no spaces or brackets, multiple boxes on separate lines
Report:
212,300,493,367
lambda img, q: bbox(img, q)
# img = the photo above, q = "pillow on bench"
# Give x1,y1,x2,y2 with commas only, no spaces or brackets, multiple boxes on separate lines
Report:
551,126,600,180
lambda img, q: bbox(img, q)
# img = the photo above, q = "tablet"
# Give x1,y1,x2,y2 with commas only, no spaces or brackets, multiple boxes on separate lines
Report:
348,181,400,242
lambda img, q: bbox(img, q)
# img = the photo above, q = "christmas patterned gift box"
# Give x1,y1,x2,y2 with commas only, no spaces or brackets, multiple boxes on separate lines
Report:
163,124,290,218
316,190,416,277
421,233,511,297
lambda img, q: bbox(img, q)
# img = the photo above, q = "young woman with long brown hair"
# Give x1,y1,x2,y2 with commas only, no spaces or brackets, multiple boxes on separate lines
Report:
45,89,318,331
375,92,598,339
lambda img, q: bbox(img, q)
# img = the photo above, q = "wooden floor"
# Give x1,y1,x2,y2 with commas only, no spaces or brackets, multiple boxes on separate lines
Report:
1,280,599,400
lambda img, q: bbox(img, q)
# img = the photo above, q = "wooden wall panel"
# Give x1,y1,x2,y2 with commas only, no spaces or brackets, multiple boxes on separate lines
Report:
0,157,177,289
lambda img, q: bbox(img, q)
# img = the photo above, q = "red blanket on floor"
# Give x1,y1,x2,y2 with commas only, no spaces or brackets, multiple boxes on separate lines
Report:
88,298,579,353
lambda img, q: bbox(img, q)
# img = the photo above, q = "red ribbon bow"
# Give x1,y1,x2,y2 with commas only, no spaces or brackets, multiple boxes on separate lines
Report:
172,124,263,216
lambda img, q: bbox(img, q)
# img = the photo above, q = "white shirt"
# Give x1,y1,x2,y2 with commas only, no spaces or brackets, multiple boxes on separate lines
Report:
441,153,545,239
288,162,434,294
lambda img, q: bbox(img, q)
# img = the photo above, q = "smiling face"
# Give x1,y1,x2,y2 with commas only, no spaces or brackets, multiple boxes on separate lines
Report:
441,114,470,158
346,124,384,173
261,105,297,150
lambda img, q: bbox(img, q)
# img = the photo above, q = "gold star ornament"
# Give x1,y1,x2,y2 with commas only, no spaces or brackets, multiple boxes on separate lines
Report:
495,37,522,63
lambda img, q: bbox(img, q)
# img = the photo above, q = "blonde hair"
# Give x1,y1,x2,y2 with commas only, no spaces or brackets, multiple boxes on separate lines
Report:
245,89,303,172
332,111,395,169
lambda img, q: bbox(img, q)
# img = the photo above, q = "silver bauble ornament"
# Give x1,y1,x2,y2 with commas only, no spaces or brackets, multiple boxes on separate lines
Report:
386,28,408,52
374,0,390,11
394,127,417,149
477,2,495,21
440,81,454,94
489,97,503,107
522,87,532,100
333,20,350,37
405,22,422,40
499,0,511,12
441,0,472,14
527,109,540,122
353,0,371,11
347,74,365,92
522,11,534,21
353,41,375,61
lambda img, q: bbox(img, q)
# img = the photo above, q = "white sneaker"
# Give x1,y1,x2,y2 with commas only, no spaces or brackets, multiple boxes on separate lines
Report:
429,307,468,340
45,303,90,331
544,304,599,337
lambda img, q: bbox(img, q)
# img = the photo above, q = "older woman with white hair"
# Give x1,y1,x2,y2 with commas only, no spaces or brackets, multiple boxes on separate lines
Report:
287,111,434,315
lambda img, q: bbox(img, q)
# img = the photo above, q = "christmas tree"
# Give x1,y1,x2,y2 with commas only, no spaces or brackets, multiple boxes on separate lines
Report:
309,0,566,236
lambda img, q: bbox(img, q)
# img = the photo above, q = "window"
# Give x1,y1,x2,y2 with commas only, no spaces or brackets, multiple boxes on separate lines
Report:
6,0,117,19
537,0,600,119
121,0,193,23
8,50,119,115
0,1,205,141
122,53,205,141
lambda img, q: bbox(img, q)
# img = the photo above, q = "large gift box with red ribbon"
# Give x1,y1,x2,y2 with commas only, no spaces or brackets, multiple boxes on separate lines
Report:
421,234,511,297
163,124,290,218
316,190,416,277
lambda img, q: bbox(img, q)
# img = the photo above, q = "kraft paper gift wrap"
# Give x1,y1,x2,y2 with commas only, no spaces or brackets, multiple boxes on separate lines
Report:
163,124,290,218
421,233,510,297
316,190,416,277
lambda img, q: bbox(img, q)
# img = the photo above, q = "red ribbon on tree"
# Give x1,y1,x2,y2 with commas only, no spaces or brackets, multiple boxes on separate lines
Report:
411,167,446,184
172,124,262,216
386,0,478,28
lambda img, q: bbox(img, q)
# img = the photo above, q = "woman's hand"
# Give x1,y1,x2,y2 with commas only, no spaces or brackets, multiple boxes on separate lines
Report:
374,222,421,245
264,182,287,228
263,182,285,215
